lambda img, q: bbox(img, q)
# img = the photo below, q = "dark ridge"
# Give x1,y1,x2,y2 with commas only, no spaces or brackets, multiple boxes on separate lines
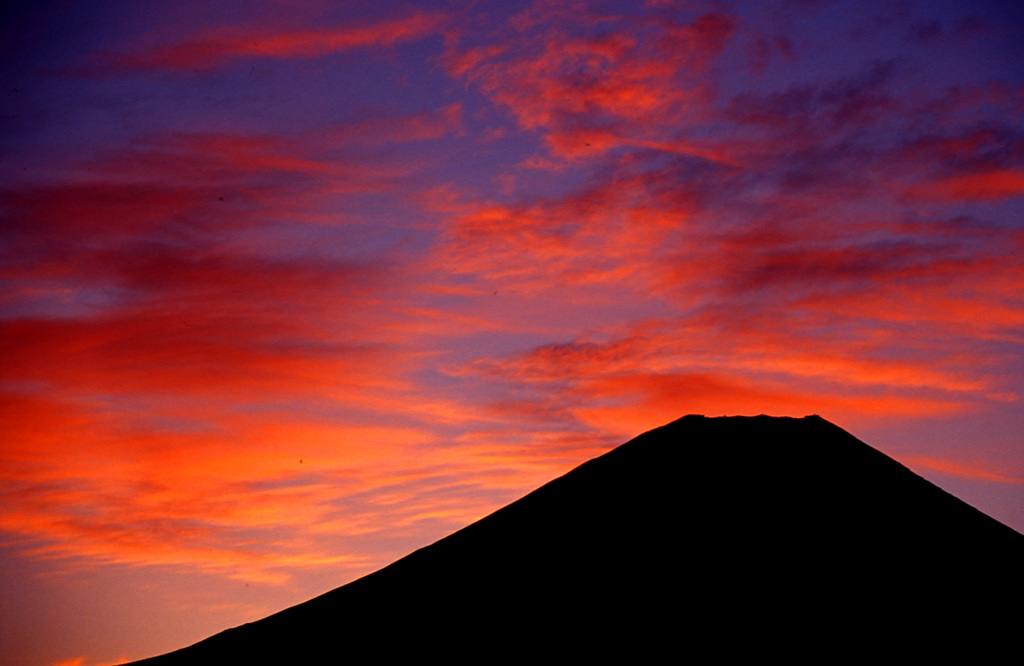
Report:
131,415,1024,662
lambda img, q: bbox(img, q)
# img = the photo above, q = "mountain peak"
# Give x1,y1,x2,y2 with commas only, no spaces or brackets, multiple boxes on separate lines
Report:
132,415,1023,663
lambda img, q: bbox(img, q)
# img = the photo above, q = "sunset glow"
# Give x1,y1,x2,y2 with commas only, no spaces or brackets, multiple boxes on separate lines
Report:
2,1,1023,664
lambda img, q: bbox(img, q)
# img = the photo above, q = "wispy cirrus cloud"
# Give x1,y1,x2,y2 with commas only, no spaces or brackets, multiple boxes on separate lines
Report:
907,168,1024,201
81,11,447,73
900,456,1022,484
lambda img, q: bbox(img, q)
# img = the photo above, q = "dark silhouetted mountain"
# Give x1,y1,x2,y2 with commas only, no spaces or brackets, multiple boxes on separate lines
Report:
131,415,1023,663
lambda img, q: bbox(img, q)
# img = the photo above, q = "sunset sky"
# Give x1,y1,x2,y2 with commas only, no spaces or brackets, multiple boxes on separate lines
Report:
2,1,1023,663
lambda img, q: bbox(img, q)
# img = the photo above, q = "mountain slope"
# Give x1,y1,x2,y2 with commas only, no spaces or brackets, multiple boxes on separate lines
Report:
131,415,1024,662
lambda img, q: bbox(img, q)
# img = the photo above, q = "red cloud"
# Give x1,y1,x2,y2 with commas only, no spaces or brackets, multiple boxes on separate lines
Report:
907,169,1024,201
327,103,464,146
445,9,735,159
92,12,446,72
460,337,973,448
432,168,699,297
0,125,446,584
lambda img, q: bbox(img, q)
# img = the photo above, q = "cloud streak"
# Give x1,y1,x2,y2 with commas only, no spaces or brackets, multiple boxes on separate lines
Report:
86,12,446,72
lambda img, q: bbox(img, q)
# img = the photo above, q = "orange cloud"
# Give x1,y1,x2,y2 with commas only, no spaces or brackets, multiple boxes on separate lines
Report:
0,383,485,585
901,456,1021,484
572,372,964,438
0,125,464,588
